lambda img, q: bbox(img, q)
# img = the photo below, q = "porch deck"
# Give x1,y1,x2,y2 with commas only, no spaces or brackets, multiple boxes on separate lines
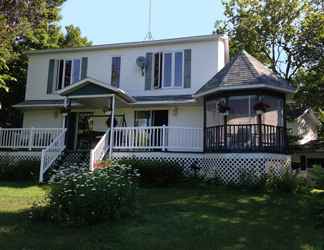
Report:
0,124,288,182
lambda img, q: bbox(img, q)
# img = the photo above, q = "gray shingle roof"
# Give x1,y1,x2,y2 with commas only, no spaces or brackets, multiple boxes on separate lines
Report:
195,50,295,96
13,99,81,108
134,95,194,102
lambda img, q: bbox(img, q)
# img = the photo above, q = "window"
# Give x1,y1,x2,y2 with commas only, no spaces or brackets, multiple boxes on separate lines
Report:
163,53,172,87
228,96,257,117
64,60,72,87
134,111,151,127
154,53,163,88
55,59,81,90
111,57,121,87
72,59,81,83
152,51,184,89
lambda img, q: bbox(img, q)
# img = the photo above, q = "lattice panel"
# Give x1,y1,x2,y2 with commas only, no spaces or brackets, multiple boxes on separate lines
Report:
113,152,291,184
0,151,41,163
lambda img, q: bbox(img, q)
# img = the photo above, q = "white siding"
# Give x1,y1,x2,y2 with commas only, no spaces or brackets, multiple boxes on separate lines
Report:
23,110,63,128
25,38,226,100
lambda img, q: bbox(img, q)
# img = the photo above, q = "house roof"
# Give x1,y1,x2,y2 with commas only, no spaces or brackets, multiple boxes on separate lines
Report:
25,34,226,55
57,78,136,103
12,99,81,109
194,50,295,97
133,95,195,104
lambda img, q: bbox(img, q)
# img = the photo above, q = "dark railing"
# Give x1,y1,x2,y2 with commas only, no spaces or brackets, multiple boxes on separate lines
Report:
205,124,287,154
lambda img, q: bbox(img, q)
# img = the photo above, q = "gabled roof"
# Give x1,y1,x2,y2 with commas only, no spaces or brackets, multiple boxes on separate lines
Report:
194,50,295,97
26,34,226,55
57,78,136,103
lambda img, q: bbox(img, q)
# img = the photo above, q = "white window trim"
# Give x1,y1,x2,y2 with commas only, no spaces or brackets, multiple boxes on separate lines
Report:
151,50,185,89
55,58,81,91
110,56,122,86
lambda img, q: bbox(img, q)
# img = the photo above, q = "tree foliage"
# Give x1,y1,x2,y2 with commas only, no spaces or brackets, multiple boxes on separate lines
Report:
0,0,91,126
215,0,324,111
215,0,322,81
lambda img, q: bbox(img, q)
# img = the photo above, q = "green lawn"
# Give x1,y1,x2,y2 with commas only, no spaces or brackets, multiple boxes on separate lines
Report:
0,182,323,250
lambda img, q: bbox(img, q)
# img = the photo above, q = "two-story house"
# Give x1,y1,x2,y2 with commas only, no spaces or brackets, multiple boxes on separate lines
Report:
0,34,294,182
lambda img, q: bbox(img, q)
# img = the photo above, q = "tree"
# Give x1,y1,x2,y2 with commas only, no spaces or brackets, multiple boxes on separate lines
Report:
59,25,92,48
214,0,319,81
0,0,91,127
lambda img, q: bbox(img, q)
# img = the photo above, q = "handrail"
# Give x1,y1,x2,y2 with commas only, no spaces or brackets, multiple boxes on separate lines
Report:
39,129,66,182
0,128,63,149
90,129,111,171
205,123,287,153
113,126,203,151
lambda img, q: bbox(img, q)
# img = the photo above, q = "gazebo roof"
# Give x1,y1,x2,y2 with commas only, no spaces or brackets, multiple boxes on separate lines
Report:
194,50,295,97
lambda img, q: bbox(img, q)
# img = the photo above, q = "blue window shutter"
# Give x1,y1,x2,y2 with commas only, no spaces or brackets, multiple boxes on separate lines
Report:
145,53,153,90
184,49,191,88
47,59,55,94
111,57,121,87
81,57,88,79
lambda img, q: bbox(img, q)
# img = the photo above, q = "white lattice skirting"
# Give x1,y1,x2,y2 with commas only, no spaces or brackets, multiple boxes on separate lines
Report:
113,152,291,183
0,151,42,163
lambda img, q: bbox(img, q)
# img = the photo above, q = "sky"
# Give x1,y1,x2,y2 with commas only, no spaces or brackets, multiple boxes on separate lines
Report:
60,0,225,45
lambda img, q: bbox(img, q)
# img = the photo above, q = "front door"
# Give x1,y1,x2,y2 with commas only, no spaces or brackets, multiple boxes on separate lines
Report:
152,110,168,126
66,112,77,150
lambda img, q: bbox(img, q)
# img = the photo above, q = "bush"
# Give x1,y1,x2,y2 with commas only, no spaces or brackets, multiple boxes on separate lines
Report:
264,167,298,193
32,162,139,225
309,165,324,189
0,160,40,181
237,167,266,189
119,158,183,187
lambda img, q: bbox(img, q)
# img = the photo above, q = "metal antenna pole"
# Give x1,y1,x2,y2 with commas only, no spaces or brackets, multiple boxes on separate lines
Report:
145,0,153,40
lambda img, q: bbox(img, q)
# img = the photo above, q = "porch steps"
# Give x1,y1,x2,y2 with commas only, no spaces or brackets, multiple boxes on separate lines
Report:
44,150,90,181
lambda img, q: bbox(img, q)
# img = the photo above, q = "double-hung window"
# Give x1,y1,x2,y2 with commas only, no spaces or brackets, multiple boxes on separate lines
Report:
55,59,81,90
152,51,184,89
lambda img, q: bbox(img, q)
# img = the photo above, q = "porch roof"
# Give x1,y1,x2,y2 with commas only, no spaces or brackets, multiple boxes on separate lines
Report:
194,50,295,98
12,99,82,109
57,78,136,104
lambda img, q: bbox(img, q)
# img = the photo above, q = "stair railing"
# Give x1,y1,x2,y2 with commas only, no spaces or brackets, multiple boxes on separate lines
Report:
39,129,67,183
90,129,110,171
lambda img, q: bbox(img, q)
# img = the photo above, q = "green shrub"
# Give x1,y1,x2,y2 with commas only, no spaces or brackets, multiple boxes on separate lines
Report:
0,160,40,181
265,167,298,193
309,165,324,189
32,163,139,225
118,158,183,186
237,168,266,189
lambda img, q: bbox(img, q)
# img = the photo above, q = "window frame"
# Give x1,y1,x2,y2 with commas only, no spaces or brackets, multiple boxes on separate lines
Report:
227,95,257,118
151,50,185,89
110,56,121,87
55,58,82,91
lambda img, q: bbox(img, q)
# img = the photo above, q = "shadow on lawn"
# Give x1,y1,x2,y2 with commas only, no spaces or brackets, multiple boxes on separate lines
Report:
0,185,323,250
0,181,49,190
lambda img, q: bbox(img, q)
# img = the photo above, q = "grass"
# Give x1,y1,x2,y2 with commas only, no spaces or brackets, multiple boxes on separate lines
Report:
0,182,323,250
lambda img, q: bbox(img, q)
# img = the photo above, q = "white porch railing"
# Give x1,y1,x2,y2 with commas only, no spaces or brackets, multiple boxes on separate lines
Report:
39,129,66,182
89,126,203,171
0,128,63,150
90,129,111,171
113,126,203,151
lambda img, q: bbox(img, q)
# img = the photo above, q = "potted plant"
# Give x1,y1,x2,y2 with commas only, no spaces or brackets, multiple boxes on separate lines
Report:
218,101,231,115
254,101,270,115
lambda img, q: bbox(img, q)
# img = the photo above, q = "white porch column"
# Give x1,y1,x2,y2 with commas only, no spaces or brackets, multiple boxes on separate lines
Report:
108,94,115,159
62,97,68,128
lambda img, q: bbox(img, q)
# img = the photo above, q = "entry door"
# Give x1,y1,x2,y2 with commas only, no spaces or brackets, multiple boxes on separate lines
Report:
65,112,77,150
152,110,168,149
152,110,168,126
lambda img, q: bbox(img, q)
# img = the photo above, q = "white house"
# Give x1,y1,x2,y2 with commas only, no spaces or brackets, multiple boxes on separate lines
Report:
0,34,295,182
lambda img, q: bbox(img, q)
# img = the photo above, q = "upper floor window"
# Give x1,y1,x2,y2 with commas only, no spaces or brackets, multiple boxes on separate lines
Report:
111,57,121,88
56,59,81,90
152,51,184,89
